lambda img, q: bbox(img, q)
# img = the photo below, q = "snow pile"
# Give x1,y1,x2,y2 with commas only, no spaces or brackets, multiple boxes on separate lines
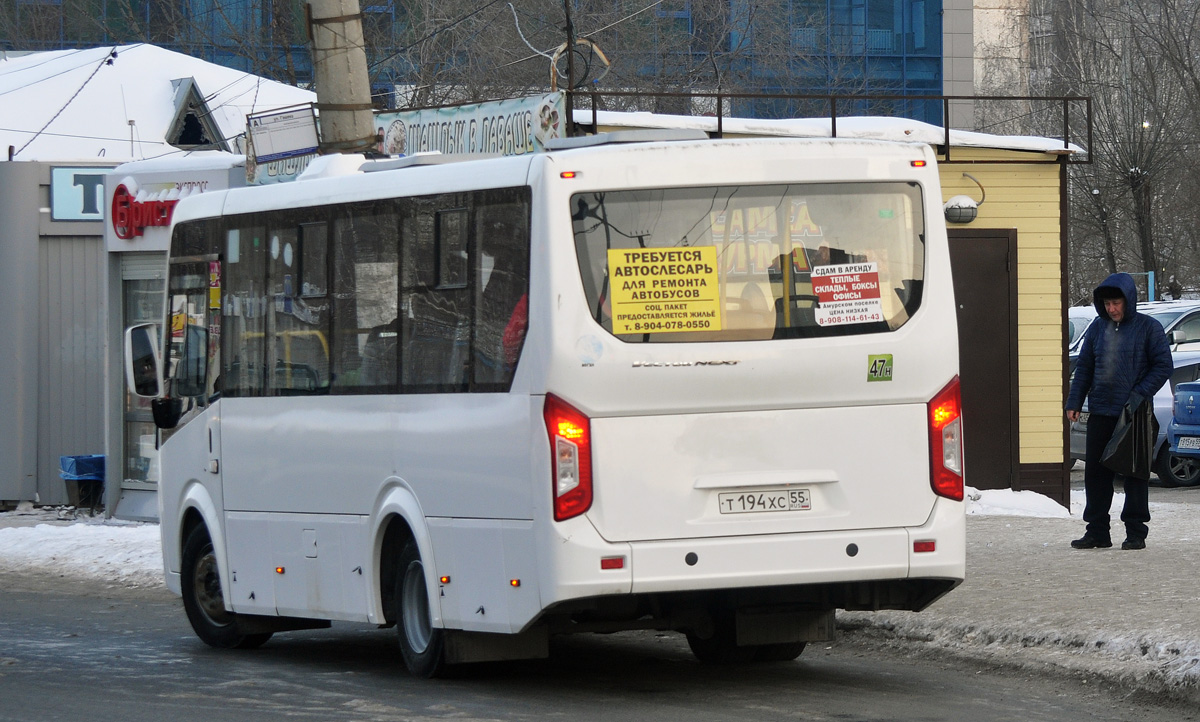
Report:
0,513,162,588
842,613,1200,693
966,486,1074,518
841,487,1200,698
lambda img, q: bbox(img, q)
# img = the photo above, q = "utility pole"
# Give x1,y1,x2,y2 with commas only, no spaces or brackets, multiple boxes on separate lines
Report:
563,0,575,92
306,0,376,154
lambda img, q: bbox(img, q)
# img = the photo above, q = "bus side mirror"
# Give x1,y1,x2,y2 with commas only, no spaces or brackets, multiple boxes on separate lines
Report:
125,324,163,398
151,397,184,430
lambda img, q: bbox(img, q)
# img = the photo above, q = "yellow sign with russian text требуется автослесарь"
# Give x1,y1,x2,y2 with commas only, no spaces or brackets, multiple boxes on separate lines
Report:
607,247,723,334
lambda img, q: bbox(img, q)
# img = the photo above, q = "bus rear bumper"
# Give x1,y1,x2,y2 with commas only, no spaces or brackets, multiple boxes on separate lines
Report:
628,496,965,595
541,497,965,611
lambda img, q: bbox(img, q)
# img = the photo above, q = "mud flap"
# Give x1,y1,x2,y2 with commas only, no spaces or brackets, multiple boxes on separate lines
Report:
442,625,550,664
735,607,835,646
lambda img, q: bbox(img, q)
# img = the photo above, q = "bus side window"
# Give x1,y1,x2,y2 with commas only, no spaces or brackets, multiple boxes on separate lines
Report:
330,203,399,393
165,255,217,403
222,225,268,397
265,219,332,396
474,203,529,387
402,207,471,392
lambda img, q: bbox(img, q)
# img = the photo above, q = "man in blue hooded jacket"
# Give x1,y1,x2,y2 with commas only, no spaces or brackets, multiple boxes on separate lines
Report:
1066,272,1172,549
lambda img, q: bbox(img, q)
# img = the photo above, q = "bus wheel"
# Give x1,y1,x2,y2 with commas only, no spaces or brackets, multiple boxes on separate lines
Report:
685,610,756,665
395,539,446,677
180,525,272,649
754,642,807,662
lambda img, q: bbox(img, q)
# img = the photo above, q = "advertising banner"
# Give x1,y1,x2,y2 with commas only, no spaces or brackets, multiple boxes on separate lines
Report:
607,247,723,335
373,92,566,157
811,262,884,327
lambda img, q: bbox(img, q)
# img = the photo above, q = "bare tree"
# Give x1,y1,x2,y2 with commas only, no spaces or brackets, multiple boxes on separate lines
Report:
359,1,881,118
1028,0,1196,296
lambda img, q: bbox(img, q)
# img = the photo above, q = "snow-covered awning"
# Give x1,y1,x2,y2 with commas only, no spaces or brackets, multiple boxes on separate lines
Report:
0,44,315,162
572,109,1084,155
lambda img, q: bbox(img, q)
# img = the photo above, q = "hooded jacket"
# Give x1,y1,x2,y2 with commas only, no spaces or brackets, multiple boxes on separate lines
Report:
1066,272,1173,416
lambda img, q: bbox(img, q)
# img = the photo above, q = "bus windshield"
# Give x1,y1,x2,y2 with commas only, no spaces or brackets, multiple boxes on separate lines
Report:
572,182,925,342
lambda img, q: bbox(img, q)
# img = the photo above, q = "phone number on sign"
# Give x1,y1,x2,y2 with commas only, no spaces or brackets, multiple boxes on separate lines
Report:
627,319,712,332
818,312,882,326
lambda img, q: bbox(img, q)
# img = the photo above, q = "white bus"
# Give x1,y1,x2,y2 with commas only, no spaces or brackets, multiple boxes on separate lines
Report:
126,131,965,677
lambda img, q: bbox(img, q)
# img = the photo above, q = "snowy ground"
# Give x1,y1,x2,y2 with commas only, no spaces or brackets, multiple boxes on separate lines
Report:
0,503,163,588
0,487,1075,585
3,487,1197,702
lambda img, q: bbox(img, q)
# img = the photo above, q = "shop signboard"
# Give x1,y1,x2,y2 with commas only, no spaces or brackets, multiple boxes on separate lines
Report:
50,166,114,221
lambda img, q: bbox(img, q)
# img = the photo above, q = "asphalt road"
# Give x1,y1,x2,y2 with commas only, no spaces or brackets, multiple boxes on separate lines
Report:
0,572,1195,722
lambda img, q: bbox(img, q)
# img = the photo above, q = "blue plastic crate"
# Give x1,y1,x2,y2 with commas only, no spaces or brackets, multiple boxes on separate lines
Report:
59,454,105,481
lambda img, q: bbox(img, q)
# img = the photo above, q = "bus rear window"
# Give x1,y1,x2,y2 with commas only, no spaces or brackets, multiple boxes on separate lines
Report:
571,182,925,342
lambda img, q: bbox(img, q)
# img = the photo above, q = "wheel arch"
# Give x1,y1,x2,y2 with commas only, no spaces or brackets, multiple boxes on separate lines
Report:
172,482,226,602
369,481,439,627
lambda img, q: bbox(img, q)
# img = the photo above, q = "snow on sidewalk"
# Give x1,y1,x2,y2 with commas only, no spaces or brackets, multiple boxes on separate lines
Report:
0,486,1076,586
0,507,162,588
2,487,1198,698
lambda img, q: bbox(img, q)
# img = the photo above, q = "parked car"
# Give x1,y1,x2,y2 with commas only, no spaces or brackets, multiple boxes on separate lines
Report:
1140,300,1200,352
1165,381,1200,487
1068,304,1098,352
1067,305,1098,373
1070,350,1200,485
1067,300,1200,373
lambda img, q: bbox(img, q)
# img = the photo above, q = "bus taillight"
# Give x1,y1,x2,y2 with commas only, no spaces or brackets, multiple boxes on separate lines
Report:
544,394,593,521
928,377,964,501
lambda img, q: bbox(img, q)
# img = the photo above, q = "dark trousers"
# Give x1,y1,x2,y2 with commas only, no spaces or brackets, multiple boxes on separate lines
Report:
1084,413,1151,541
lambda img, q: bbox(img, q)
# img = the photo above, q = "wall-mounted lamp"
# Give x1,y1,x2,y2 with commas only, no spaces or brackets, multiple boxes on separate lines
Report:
943,173,986,224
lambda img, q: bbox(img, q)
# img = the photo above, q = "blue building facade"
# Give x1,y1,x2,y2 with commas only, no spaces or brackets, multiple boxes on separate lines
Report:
3,1,948,123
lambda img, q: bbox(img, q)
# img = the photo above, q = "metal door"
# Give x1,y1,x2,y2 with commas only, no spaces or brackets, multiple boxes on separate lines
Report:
948,229,1018,490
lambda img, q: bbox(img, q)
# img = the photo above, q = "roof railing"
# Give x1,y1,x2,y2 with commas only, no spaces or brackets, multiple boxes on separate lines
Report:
566,90,1092,164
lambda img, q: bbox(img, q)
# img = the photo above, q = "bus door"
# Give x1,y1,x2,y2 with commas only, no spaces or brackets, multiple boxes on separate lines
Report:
162,255,227,534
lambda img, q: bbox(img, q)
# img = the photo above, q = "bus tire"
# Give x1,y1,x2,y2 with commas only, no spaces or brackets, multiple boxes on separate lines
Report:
181,525,272,650
395,539,446,678
685,610,756,665
754,642,807,662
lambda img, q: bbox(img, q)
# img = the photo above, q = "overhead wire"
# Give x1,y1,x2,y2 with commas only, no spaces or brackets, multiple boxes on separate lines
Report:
508,3,554,60
0,46,94,79
0,126,169,147
0,47,121,98
367,0,510,71
495,0,666,71
13,46,118,158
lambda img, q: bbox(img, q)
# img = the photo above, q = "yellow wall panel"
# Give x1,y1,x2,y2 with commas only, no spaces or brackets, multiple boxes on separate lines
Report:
1021,399,1065,417
1021,371,1064,389
1018,248,1061,264
1020,386,1063,403
1019,415,1069,432
995,219,1061,235
1019,263,1062,279
1019,355,1062,372
1018,294,1062,310
1020,339,1061,356
1021,309,1064,327
1019,328,1063,343
1020,443,1064,464
1017,235,1063,249
1019,278,1065,295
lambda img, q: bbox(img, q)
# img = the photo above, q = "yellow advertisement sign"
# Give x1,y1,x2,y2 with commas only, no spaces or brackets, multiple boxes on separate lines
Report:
607,247,722,334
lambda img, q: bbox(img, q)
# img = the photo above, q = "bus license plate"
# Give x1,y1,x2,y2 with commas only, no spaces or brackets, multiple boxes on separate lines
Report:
718,489,810,514
1179,436,1200,450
